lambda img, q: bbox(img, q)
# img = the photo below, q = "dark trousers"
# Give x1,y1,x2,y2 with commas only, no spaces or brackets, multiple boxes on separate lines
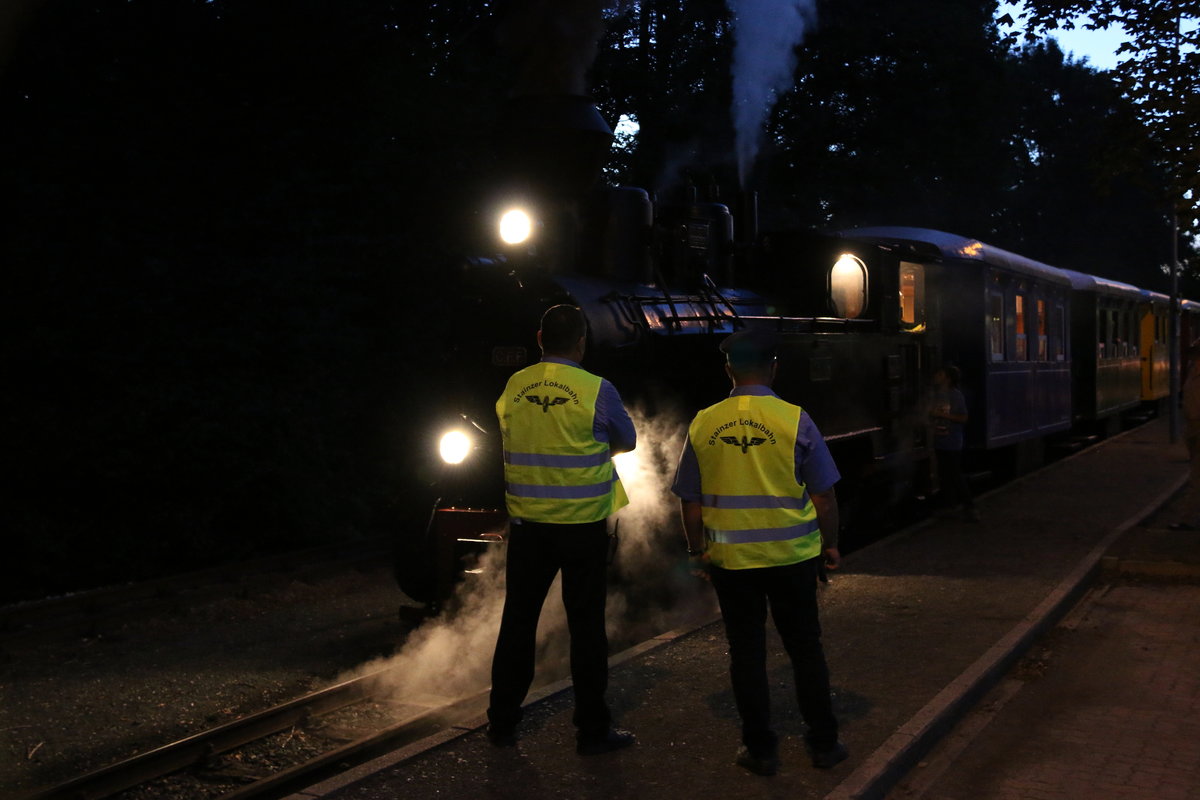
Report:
936,448,973,509
710,557,838,757
487,519,612,736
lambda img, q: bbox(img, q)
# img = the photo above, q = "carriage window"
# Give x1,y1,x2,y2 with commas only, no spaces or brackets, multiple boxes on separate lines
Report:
1014,294,1027,360
899,261,925,330
830,253,867,319
1098,309,1109,359
989,292,1004,361
1037,299,1048,361
1054,304,1066,361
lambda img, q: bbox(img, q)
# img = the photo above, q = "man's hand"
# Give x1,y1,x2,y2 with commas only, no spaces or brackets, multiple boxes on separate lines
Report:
823,546,841,570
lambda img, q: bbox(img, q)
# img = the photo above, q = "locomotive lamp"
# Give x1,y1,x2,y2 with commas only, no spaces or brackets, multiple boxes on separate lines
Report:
498,208,534,245
830,253,868,319
438,430,473,465
612,447,640,476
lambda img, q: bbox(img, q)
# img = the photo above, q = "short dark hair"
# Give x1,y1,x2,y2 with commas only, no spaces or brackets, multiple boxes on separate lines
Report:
939,364,962,387
540,304,587,353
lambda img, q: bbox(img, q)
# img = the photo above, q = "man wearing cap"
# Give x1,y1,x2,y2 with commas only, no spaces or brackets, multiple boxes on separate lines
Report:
487,304,638,755
671,329,847,775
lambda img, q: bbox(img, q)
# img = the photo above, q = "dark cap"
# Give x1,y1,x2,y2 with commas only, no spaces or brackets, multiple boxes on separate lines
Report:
719,330,779,370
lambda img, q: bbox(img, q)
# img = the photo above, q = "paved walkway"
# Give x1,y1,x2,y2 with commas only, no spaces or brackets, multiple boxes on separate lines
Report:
285,417,1196,800
885,474,1200,800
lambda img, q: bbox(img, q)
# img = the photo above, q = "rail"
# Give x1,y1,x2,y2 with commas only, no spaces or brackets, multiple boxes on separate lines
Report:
16,669,488,800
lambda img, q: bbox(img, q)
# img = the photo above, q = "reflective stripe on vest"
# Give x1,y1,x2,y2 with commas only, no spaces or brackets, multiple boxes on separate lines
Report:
688,393,822,569
497,361,628,523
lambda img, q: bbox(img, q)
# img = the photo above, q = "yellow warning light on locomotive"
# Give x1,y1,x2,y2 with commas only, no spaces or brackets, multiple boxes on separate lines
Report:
498,208,534,245
438,430,473,465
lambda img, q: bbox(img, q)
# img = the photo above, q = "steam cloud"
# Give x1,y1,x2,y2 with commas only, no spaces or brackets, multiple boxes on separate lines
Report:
727,0,817,184
346,405,716,712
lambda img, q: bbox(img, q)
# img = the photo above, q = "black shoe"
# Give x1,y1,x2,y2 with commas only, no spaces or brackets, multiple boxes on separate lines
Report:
735,746,779,776
486,724,517,747
576,728,636,755
811,741,849,769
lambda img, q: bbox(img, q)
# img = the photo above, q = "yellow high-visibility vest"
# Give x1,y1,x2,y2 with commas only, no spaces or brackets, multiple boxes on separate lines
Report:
497,361,628,523
688,393,822,569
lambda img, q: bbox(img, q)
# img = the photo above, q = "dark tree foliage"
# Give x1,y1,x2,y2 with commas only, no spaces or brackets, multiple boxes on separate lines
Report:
765,0,1018,234
991,40,1176,287
1011,0,1199,242
1,0,509,601
592,0,738,190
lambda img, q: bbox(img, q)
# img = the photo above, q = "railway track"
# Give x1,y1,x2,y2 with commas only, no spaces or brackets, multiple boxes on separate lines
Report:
17,665,491,800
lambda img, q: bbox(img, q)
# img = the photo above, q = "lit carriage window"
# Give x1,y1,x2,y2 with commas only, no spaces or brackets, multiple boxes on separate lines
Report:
1054,304,1066,361
1015,294,1027,361
899,261,925,330
989,292,1004,361
1108,307,1118,357
830,253,867,319
1037,299,1048,361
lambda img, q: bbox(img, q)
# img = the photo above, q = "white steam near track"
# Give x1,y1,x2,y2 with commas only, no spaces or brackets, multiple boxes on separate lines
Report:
343,405,716,708
727,0,817,184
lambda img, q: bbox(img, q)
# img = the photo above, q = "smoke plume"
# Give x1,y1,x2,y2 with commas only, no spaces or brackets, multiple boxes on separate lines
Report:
726,0,817,184
345,405,715,711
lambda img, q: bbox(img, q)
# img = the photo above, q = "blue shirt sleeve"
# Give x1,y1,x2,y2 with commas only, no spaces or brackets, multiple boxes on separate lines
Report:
797,413,840,493
595,379,637,454
671,434,702,502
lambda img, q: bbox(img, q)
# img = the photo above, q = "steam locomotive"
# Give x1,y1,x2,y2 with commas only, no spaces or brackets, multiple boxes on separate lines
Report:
395,96,1184,608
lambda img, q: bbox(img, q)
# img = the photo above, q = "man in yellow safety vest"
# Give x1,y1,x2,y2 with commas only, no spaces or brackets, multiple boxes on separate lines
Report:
672,329,847,775
487,304,637,756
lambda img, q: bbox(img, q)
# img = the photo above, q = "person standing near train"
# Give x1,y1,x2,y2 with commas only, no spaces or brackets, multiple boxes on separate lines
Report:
671,330,847,776
486,304,638,755
930,365,979,522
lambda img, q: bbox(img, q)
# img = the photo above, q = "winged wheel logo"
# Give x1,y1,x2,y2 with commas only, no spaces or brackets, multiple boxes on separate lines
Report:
527,395,570,413
720,435,767,453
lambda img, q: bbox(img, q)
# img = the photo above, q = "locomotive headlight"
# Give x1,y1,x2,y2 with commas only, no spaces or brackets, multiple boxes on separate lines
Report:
612,448,640,476
498,208,534,245
438,430,473,465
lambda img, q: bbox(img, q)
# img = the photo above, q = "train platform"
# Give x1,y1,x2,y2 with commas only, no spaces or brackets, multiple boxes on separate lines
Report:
286,417,1199,800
